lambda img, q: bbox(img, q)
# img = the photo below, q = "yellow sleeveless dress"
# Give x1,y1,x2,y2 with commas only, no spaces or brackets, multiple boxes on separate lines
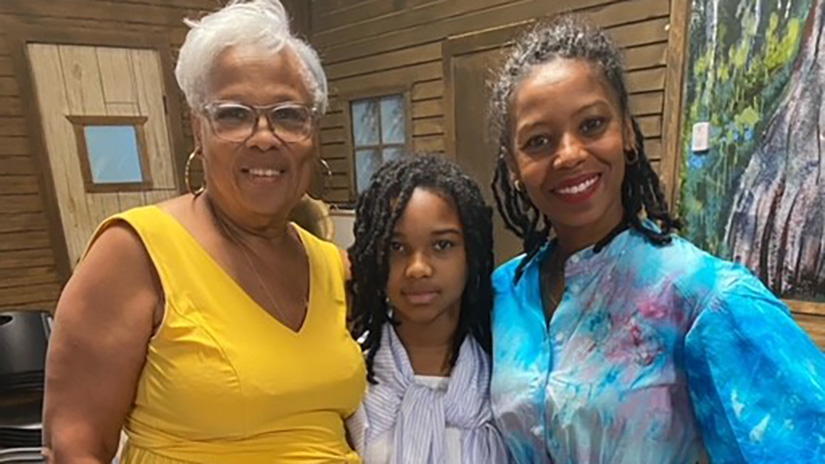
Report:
90,206,366,464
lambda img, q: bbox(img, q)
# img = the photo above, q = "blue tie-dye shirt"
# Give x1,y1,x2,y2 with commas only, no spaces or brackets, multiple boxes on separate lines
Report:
491,226,825,464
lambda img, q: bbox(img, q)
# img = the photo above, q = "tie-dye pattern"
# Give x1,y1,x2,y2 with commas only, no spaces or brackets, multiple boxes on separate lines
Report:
491,227,825,464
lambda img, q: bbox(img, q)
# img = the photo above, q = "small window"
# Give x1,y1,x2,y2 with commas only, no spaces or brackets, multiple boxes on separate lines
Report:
350,94,408,193
67,116,152,193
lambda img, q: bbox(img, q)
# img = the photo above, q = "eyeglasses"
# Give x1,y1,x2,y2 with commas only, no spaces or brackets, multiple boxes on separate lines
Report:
202,101,316,143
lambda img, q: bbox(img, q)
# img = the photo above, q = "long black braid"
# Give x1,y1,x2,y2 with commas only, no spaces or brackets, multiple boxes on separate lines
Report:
490,15,682,281
348,154,494,384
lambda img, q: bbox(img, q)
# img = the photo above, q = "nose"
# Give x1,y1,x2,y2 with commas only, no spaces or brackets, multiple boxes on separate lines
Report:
246,113,285,151
405,251,433,279
552,132,587,170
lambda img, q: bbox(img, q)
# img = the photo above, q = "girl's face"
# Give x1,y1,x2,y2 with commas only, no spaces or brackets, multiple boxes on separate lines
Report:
386,188,468,330
509,58,632,239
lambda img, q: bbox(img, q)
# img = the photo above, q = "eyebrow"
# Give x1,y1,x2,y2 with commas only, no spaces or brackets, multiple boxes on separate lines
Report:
391,228,463,238
517,100,612,134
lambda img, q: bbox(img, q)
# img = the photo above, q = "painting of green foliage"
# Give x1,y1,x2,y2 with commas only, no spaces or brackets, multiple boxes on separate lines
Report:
680,0,825,299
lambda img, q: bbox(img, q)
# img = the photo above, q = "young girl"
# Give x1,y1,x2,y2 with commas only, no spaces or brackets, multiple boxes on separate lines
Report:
347,154,508,463
488,15,825,463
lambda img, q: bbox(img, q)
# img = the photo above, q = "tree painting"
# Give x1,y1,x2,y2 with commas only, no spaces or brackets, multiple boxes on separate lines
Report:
680,0,824,300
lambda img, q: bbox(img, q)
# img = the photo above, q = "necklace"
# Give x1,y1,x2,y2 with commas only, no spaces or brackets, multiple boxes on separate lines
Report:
206,199,307,327
541,249,567,312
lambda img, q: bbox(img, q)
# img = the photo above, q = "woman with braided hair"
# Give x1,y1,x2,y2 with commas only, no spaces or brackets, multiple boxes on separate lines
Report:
347,154,508,463
488,14,825,464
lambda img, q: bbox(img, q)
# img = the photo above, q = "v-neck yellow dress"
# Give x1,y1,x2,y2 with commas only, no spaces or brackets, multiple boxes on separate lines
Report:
91,206,365,464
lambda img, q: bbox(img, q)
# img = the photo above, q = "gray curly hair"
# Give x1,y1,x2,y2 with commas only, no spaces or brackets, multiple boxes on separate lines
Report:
175,0,328,114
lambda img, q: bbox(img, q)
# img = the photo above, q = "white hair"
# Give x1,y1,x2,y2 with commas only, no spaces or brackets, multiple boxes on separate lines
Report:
175,0,328,114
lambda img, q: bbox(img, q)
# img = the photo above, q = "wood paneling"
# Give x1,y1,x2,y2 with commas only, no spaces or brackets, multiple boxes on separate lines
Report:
313,0,676,204
0,0,215,310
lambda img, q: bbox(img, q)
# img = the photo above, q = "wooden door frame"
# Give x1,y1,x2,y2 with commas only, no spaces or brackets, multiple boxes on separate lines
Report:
4,20,188,284
660,0,691,210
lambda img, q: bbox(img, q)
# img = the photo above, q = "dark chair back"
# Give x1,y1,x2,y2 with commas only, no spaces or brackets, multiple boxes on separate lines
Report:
0,311,50,384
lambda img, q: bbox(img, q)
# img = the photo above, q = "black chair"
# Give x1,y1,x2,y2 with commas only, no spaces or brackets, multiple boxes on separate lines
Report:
0,311,51,454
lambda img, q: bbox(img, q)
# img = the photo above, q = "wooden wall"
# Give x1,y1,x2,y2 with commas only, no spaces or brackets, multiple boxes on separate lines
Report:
0,0,221,311
307,0,684,204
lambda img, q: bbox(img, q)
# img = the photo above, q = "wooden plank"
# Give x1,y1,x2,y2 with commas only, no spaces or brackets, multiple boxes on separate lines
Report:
0,155,35,173
0,1,201,28
314,0,396,33
30,43,94,266
608,17,670,49
413,116,444,137
413,134,445,153
629,91,664,117
0,299,57,311
317,0,661,64
320,143,348,160
330,61,442,96
411,98,443,119
320,127,346,145
0,56,13,76
325,42,442,81
0,248,56,269
793,313,825,349
117,192,147,211
328,172,350,189
96,47,137,104
143,189,178,205
636,115,662,139
0,77,19,96
0,137,30,156
0,97,23,116
0,117,27,136
0,194,43,213
624,42,668,71
585,0,669,30
0,175,39,194
0,283,61,307
0,230,50,251
645,138,662,161
0,266,58,289
661,0,691,208
317,0,604,63
86,192,122,230
626,67,666,94
320,112,344,130
787,300,825,317
59,44,107,113
0,212,48,232
106,103,140,115
322,157,350,173
323,187,351,204
131,48,178,189
412,79,444,101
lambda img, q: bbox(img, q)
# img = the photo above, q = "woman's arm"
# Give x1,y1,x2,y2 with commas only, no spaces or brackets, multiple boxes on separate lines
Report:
43,223,162,463
685,278,825,462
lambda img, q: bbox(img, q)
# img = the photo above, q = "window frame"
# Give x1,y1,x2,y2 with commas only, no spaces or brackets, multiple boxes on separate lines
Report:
340,84,413,202
67,115,153,193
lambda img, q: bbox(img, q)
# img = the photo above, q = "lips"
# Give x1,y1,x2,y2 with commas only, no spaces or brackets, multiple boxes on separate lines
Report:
402,288,441,305
552,173,601,204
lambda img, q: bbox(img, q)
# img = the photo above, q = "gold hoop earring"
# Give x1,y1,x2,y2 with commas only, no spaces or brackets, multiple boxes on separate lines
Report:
308,157,333,200
185,148,205,196
513,179,525,193
625,147,640,166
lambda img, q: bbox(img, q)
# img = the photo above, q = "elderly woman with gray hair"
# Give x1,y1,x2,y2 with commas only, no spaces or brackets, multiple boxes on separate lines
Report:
42,1,366,463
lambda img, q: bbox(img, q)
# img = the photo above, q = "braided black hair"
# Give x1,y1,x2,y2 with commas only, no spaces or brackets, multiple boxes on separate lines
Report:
348,154,494,384
490,15,682,281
